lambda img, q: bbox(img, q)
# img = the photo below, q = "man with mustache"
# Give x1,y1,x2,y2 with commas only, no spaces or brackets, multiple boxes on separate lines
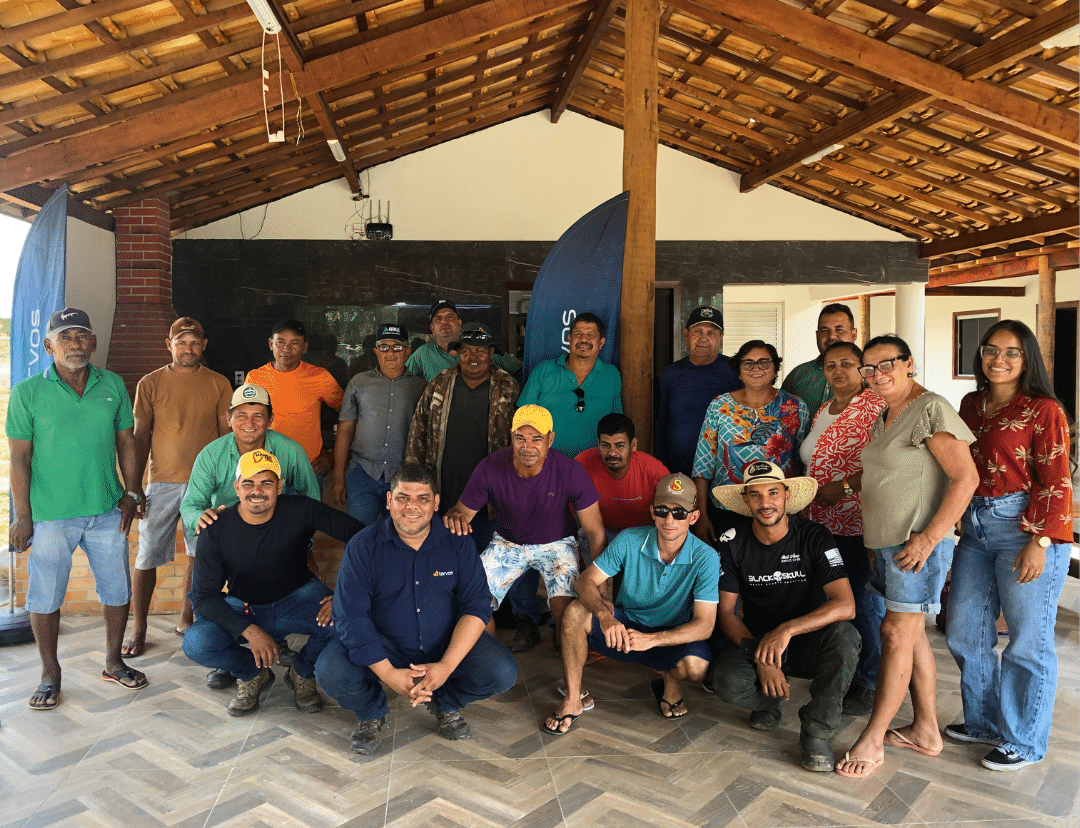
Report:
183,449,363,717
518,312,623,458
708,461,860,773
8,308,146,709
405,300,523,382
781,303,858,411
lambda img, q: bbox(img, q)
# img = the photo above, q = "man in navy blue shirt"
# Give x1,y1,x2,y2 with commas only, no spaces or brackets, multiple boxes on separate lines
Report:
316,461,518,755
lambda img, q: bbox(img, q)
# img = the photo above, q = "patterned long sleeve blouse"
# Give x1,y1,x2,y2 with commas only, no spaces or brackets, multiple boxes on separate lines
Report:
959,390,1073,543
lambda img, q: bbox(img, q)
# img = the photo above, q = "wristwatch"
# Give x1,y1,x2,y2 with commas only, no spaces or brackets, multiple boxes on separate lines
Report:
842,479,854,497
124,490,144,505
1036,536,1051,548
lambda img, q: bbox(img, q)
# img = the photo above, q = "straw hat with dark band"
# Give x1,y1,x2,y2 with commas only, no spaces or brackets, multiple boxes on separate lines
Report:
711,460,818,516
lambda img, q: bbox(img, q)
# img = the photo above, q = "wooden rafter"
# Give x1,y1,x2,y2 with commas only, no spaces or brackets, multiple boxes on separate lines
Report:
920,209,1080,258
549,0,620,123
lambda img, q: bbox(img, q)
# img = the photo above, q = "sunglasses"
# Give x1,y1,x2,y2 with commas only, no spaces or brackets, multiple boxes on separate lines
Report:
573,387,585,412
375,343,406,353
653,505,692,520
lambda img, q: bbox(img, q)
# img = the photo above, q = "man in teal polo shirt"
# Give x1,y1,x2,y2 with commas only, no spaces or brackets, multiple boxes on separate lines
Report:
518,312,623,458
405,300,523,382
7,308,147,710
543,473,719,734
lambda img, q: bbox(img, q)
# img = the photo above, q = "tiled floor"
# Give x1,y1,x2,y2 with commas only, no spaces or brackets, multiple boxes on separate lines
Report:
1,584,1077,828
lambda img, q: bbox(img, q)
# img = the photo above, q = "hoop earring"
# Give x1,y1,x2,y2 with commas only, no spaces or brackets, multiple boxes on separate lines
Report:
907,372,914,377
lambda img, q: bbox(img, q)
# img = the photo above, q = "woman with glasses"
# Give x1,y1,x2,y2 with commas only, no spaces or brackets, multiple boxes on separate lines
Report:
944,320,1073,771
836,334,978,779
800,341,887,716
692,340,809,543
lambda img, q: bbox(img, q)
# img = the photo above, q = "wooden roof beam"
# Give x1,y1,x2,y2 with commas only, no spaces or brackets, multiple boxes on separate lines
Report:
920,209,1080,258
0,183,114,231
0,0,150,50
953,1,1078,80
927,248,1079,284
549,0,620,123
309,92,363,196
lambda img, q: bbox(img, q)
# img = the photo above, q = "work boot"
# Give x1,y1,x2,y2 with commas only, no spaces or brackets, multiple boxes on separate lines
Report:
749,705,782,731
510,615,541,652
350,715,389,755
429,705,471,740
205,669,236,689
277,640,297,667
800,732,834,772
284,665,323,713
842,683,874,716
227,668,275,717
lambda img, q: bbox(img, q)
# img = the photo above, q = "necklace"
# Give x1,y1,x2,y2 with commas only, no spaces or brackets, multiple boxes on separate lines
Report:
882,387,922,431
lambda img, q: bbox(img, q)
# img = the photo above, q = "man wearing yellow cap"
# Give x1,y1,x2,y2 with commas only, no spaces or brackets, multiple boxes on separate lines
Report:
443,405,608,645
183,450,363,717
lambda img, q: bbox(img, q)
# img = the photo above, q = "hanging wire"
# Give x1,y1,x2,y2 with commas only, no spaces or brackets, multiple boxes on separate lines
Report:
291,73,305,145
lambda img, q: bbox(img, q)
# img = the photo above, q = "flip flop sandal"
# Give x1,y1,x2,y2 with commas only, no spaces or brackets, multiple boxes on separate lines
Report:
557,685,595,711
835,752,885,778
101,667,148,690
651,677,687,719
29,683,60,710
542,711,582,735
884,728,942,757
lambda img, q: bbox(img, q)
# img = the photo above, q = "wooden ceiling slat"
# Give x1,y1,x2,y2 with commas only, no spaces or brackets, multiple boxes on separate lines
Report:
919,209,1080,257
780,175,934,240
550,0,620,122
171,141,331,207
929,97,1077,157
952,0,1078,80
0,0,154,50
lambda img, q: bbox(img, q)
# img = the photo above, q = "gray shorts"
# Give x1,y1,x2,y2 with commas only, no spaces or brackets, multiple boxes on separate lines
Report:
136,482,197,569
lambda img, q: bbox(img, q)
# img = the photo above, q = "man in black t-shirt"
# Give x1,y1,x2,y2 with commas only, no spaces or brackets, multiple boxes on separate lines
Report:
708,460,860,773
183,449,363,717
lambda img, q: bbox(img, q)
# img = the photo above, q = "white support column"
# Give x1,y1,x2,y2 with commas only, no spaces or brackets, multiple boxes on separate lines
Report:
895,282,926,376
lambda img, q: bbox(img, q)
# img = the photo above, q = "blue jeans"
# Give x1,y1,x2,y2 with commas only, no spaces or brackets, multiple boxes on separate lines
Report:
314,631,518,720
182,578,335,682
835,534,884,690
946,492,1070,762
345,459,390,526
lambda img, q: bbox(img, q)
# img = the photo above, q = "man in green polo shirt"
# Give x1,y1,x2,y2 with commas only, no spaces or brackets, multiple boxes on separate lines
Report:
7,308,147,711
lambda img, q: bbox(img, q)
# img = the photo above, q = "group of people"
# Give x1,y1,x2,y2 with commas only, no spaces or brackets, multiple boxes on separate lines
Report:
7,299,1072,779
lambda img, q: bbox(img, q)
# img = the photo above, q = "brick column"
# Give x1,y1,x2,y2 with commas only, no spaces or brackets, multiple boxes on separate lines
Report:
107,197,177,400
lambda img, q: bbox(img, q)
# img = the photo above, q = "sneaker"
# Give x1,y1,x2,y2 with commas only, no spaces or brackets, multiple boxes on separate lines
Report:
842,683,875,716
749,706,782,731
206,668,236,689
284,665,323,713
227,668,275,717
800,733,834,772
429,705,471,740
277,640,297,667
981,747,1036,771
557,685,595,711
510,615,541,653
944,723,1000,746
350,715,389,755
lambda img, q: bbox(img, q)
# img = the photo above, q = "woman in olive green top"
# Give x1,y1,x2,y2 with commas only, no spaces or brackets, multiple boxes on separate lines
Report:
836,335,978,779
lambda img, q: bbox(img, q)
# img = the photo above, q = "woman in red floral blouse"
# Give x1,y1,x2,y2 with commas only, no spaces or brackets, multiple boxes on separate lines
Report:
945,319,1074,772
801,341,887,716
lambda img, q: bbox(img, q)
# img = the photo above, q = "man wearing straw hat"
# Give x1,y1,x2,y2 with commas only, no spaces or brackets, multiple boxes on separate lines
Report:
708,460,860,773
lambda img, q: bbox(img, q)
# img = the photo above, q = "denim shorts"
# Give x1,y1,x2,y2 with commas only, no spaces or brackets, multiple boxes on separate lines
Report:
136,482,197,568
868,536,954,614
26,508,131,613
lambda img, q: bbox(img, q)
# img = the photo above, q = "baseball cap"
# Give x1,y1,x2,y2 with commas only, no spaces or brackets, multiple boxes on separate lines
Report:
376,323,409,343
711,460,818,516
46,308,92,338
271,319,307,338
429,300,458,321
686,306,723,330
169,317,204,339
653,473,697,511
512,404,553,435
236,449,281,481
230,383,271,409
450,324,505,355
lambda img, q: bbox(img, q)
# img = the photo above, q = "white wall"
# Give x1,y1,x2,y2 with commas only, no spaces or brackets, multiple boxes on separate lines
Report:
66,217,116,365
183,111,906,243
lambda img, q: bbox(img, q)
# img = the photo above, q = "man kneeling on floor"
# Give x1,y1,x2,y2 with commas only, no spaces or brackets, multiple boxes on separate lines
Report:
708,461,860,772
183,449,363,716
544,473,719,734
316,461,518,755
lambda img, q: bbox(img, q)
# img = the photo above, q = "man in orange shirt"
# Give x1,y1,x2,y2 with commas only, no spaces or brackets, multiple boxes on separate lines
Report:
247,320,344,482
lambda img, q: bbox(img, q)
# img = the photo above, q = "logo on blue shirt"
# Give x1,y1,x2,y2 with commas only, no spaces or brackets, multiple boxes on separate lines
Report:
432,570,454,577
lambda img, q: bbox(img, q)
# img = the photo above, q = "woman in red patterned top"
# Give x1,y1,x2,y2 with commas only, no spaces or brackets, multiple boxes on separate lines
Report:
945,319,1074,772
800,341,887,716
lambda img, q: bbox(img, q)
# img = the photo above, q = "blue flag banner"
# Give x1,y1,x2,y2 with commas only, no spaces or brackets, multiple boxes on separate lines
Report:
11,184,67,387
523,191,628,379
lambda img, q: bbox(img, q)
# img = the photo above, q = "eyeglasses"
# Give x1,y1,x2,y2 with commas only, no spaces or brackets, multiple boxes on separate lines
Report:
858,356,907,378
979,345,1023,362
653,505,692,520
739,358,775,371
573,387,585,412
375,344,406,353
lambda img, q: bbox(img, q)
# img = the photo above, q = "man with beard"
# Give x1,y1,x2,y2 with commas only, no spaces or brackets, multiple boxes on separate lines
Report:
518,312,622,458
7,308,146,709
316,461,517,755
707,461,860,773
781,303,858,411
405,300,522,382
123,317,232,656
184,450,362,716
655,306,741,476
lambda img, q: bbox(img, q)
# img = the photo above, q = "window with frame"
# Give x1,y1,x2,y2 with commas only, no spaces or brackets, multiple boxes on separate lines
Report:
953,310,1000,379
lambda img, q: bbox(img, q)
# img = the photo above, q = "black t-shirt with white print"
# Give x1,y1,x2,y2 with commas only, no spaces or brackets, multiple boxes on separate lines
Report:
718,514,846,638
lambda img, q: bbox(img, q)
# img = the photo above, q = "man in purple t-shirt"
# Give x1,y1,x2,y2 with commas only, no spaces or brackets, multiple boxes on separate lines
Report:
444,405,607,643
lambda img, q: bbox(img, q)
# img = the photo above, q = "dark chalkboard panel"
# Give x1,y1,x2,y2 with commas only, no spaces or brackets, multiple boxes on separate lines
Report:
172,238,924,387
